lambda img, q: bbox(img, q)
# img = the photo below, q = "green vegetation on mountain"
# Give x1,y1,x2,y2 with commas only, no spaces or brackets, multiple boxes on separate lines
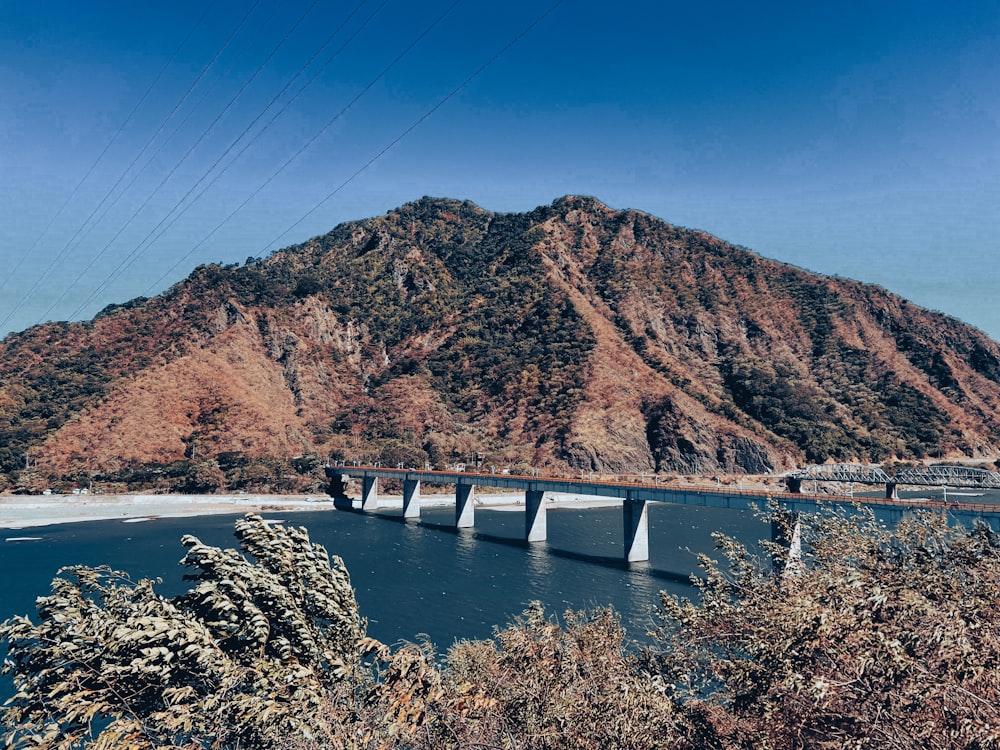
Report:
2,511,998,748
2,195,1000,492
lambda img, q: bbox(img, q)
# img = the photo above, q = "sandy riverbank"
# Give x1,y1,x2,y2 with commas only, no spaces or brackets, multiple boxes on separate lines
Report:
0,491,621,531
0,494,337,530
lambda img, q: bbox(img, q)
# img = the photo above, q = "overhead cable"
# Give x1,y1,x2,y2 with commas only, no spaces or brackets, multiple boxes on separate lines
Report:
66,0,384,321
149,0,567,297
0,0,260,333
0,0,219,301
43,0,328,325
261,0,569,252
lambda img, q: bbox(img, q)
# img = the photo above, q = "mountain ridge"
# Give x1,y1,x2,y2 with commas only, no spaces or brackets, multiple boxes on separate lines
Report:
3,195,999,492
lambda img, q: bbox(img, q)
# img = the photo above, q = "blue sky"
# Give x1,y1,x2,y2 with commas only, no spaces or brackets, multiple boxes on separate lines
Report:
1,0,998,340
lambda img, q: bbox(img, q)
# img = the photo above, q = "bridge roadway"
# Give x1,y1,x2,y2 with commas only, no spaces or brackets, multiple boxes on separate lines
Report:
326,466,1000,562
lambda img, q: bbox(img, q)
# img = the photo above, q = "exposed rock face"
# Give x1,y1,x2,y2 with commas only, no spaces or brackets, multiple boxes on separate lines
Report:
3,195,1000,482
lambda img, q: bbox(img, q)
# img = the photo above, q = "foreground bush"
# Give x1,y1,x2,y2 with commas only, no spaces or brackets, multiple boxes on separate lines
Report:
0,515,372,749
414,604,679,749
651,510,1000,749
3,510,999,749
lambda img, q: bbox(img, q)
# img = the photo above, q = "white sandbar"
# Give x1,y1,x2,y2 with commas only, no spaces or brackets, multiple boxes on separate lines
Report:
0,491,620,530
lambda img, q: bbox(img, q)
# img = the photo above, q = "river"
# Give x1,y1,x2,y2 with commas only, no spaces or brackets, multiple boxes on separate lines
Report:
0,502,768,650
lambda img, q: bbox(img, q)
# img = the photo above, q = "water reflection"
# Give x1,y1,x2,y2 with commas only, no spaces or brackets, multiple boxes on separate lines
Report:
0,504,771,653
526,540,553,581
454,527,479,574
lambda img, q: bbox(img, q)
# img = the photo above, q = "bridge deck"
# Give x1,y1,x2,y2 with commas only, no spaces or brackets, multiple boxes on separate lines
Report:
328,466,1000,528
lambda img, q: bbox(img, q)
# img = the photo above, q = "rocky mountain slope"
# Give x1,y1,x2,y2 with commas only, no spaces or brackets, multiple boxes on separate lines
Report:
3,196,1000,490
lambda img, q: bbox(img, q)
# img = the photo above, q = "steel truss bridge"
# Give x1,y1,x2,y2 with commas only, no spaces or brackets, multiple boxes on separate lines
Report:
789,464,1000,489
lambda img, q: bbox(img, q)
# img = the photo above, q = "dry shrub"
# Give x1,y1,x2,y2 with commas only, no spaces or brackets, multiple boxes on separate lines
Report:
417,603,681,749
651,509,1000,750
0,515,370,749
5,510,999,750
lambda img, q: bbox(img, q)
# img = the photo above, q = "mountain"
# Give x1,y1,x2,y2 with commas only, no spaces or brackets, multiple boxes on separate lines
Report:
3,196,1000,492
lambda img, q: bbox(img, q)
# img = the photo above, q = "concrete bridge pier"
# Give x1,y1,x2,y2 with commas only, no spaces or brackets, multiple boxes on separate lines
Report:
885,481,898,499
456,483,475,528
361,477,378,511
623,492,649,562
525,489,547,542
771,509,801,575
403,479,421,519
328,473,354,509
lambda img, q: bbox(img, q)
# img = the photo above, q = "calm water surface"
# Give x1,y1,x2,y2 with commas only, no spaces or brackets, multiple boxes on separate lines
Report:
0,504,768,651
6,485,999,651
4,492,997,704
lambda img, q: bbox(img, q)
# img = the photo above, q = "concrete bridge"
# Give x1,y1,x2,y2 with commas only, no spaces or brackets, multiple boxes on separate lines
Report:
326,466,1000,562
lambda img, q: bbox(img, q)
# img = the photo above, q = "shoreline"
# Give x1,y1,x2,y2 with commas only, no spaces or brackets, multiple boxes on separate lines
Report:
0,494,339,531
0,491,621,531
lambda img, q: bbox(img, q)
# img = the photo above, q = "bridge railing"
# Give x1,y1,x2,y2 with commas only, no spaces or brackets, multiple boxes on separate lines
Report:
332,463,795,497
328,464,1000,513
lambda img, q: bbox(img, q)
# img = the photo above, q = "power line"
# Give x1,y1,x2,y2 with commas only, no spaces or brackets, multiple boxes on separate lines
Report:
39,0,326,326
65,0,384,322
261,0,569,253
148,0,567,296
130,0,461,296
0,0,218,300
0,0,261,333
41,31,256,301
37,0,293,323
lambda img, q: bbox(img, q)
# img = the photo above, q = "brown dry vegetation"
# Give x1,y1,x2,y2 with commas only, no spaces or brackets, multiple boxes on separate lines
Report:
3,196,1000,491
3,511,998,749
